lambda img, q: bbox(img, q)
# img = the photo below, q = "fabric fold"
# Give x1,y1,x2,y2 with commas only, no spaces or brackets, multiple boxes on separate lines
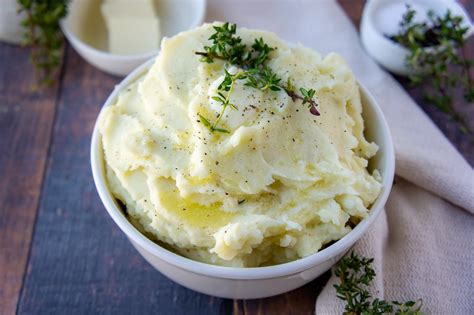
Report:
316,179,474,314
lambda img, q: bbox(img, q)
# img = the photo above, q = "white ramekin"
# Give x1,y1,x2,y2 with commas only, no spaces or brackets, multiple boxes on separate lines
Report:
90,58,395,299
360,0,474,76
61,0,206,76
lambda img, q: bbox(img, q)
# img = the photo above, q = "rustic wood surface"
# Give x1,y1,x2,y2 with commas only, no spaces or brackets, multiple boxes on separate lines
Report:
0,1,472,314
0,45,64,314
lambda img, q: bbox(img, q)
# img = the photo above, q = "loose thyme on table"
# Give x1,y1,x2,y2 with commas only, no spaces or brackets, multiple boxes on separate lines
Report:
334,252,424,315
195,22,320,134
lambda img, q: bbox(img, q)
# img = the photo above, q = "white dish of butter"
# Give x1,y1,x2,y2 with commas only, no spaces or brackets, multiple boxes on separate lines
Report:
61,0,206,76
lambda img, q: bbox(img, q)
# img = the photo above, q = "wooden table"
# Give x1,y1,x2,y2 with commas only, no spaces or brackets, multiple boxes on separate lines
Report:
1,1,472,314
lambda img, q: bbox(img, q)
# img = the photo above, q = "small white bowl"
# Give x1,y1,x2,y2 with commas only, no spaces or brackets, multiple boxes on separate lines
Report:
61,0,206,76
361,0,474,76
91,58,395,299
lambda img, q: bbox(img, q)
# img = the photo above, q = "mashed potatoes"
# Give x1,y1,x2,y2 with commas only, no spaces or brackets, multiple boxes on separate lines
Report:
99,23,382,267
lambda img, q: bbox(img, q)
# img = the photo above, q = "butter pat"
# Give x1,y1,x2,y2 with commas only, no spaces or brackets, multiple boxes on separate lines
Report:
101,0,161,55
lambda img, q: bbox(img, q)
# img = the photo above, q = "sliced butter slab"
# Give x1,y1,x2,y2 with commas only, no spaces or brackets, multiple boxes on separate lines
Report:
101,0,161,55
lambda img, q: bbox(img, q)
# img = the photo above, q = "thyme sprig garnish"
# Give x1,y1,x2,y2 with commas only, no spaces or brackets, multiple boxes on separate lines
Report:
391,5,473,134
18,0,68,87
334,252,423,315
196,22,319,133
198,69,246,133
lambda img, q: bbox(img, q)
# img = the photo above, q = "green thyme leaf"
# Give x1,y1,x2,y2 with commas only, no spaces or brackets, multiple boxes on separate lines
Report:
212,96,225,103
211,127,230,134
198,114,212,127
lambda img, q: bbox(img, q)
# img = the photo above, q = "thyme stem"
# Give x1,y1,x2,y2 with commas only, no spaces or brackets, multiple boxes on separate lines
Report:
195,51,226,62
212,71,243,130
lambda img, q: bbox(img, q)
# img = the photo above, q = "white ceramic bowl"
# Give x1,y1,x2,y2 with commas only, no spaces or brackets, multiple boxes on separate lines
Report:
361,0,474,76
61,0,206,76
91,58,395,299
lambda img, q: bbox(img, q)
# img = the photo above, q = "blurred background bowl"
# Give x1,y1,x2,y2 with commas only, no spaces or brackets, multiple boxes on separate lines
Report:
360,0,474,76
61,0,206,76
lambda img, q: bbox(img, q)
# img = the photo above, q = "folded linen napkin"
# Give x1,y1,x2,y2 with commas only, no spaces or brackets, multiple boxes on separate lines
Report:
206,0,474,313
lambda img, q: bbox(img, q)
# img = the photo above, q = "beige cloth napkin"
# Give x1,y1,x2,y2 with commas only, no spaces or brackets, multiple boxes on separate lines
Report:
206,0,474,313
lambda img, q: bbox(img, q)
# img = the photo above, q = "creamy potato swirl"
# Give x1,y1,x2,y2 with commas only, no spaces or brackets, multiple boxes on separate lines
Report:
99,23,382,267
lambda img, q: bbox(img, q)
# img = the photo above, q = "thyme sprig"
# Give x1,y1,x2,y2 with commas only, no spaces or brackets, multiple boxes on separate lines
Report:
334,252,423,315
391,5,473,134
198,69,246,133
18,0,68,87
196,22,319,133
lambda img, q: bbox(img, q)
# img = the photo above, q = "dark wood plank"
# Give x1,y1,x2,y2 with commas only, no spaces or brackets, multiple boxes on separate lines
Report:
338,0,364,29
0,43,63,314
16,46,233,315
338,0,474,165
238,273,330,315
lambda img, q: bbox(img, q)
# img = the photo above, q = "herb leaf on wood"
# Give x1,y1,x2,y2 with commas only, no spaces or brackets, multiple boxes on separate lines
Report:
18,0,68,87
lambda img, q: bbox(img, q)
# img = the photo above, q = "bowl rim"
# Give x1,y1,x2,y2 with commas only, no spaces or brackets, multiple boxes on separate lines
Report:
90,58,395,280
60,0,207,60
